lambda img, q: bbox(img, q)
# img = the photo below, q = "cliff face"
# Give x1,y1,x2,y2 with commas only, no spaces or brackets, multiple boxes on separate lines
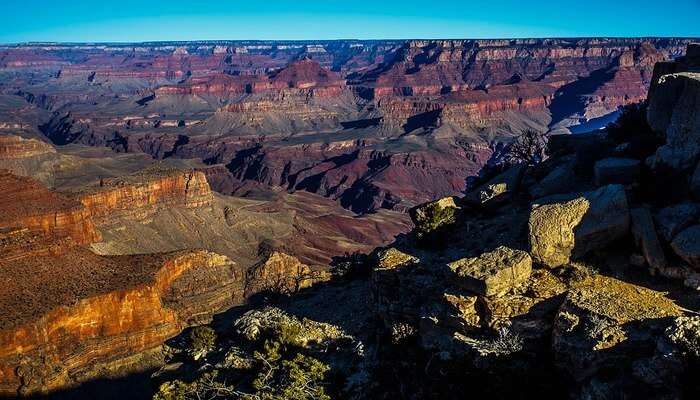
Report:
12,38,690,216
70,166,214,221
0,135,55,159
0,171,100,258
0,169,244,396
0,249,241,396
647,43,700,170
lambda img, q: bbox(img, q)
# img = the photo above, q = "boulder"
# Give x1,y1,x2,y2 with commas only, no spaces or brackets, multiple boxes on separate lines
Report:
630,208,667,272
647,72,700,170
447,246,532,297
691,162,700,200
465,164,525,206
529,164,577,199
546,131,611,156
553,275,682,382
409,196,460,240
653,203,700,242
529,185,630,268
376,248,419,270
594,157,641,186
671,225,700,269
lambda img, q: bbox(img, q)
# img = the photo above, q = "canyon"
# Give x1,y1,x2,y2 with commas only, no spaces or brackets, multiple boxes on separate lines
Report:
0,38,698,398
0,38,693,213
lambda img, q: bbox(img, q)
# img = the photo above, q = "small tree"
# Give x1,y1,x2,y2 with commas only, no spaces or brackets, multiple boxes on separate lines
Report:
505,129,548,166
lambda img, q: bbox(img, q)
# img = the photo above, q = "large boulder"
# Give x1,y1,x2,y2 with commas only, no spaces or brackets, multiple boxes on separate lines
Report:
653,202,700,242
671,225,700,270
409,196,460,240
553,275,682,385
594,157,640,186
529,163,577,199
465,164,526,206
630,207,667,272
529,185,630,268
447,246,532,297
647,72,700,170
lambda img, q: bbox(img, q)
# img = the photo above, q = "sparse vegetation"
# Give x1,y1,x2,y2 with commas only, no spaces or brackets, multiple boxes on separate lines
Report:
488,326,524,356
505,129,548,166
188,326,217,358
154,317,333,400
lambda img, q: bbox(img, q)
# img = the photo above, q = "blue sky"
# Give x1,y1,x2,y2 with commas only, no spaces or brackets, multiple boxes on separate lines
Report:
3,0,699,43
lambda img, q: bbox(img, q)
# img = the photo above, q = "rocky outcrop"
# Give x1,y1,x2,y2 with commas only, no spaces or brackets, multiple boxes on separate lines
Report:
648,72,700,170
528,185,630,268
0,249,240,396
69,165,213,221
0,171,100,258
0,135,55,158
448,246,532,297
244,251,316,297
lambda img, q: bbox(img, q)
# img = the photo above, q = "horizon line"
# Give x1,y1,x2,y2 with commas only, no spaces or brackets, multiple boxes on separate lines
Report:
2,35,699,47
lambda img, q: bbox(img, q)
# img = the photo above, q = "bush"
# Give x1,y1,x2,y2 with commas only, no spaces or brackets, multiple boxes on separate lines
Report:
505,130,548,166
188,326,216,355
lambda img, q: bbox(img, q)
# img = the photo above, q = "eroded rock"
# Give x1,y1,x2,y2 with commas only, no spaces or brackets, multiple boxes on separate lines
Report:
552,275,682,383
448,246,532,297
630,207,667,271
376,248,419,270
409,196,460,240
529,185,630,268
671,225,700,269
654,202,700,242
648,72,700,170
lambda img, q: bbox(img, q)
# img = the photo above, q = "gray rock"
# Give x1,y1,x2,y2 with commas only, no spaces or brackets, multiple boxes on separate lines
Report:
630,208,667,272
654,203,700,242
594,157,641,186
691,162,700,200
529,185,630,268
529,164,576,199
465,164,526,206
647,72,700,170
448,246,532,297
671,225,700,270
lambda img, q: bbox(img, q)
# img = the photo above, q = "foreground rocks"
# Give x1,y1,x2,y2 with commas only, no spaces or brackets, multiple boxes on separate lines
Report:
528,184,630,268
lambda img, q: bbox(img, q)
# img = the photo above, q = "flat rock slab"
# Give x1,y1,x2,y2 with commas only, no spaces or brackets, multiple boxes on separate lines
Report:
594,157,640,186
672,225,700,270
448,246,532,297
529,184,630,268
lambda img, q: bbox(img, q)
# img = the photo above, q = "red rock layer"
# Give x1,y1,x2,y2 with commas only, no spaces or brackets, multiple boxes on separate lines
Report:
0,171,100,257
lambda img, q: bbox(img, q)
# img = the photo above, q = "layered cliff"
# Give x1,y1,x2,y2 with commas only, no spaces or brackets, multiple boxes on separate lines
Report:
68,165,214,221
0,171,100,258
0,249,240,396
